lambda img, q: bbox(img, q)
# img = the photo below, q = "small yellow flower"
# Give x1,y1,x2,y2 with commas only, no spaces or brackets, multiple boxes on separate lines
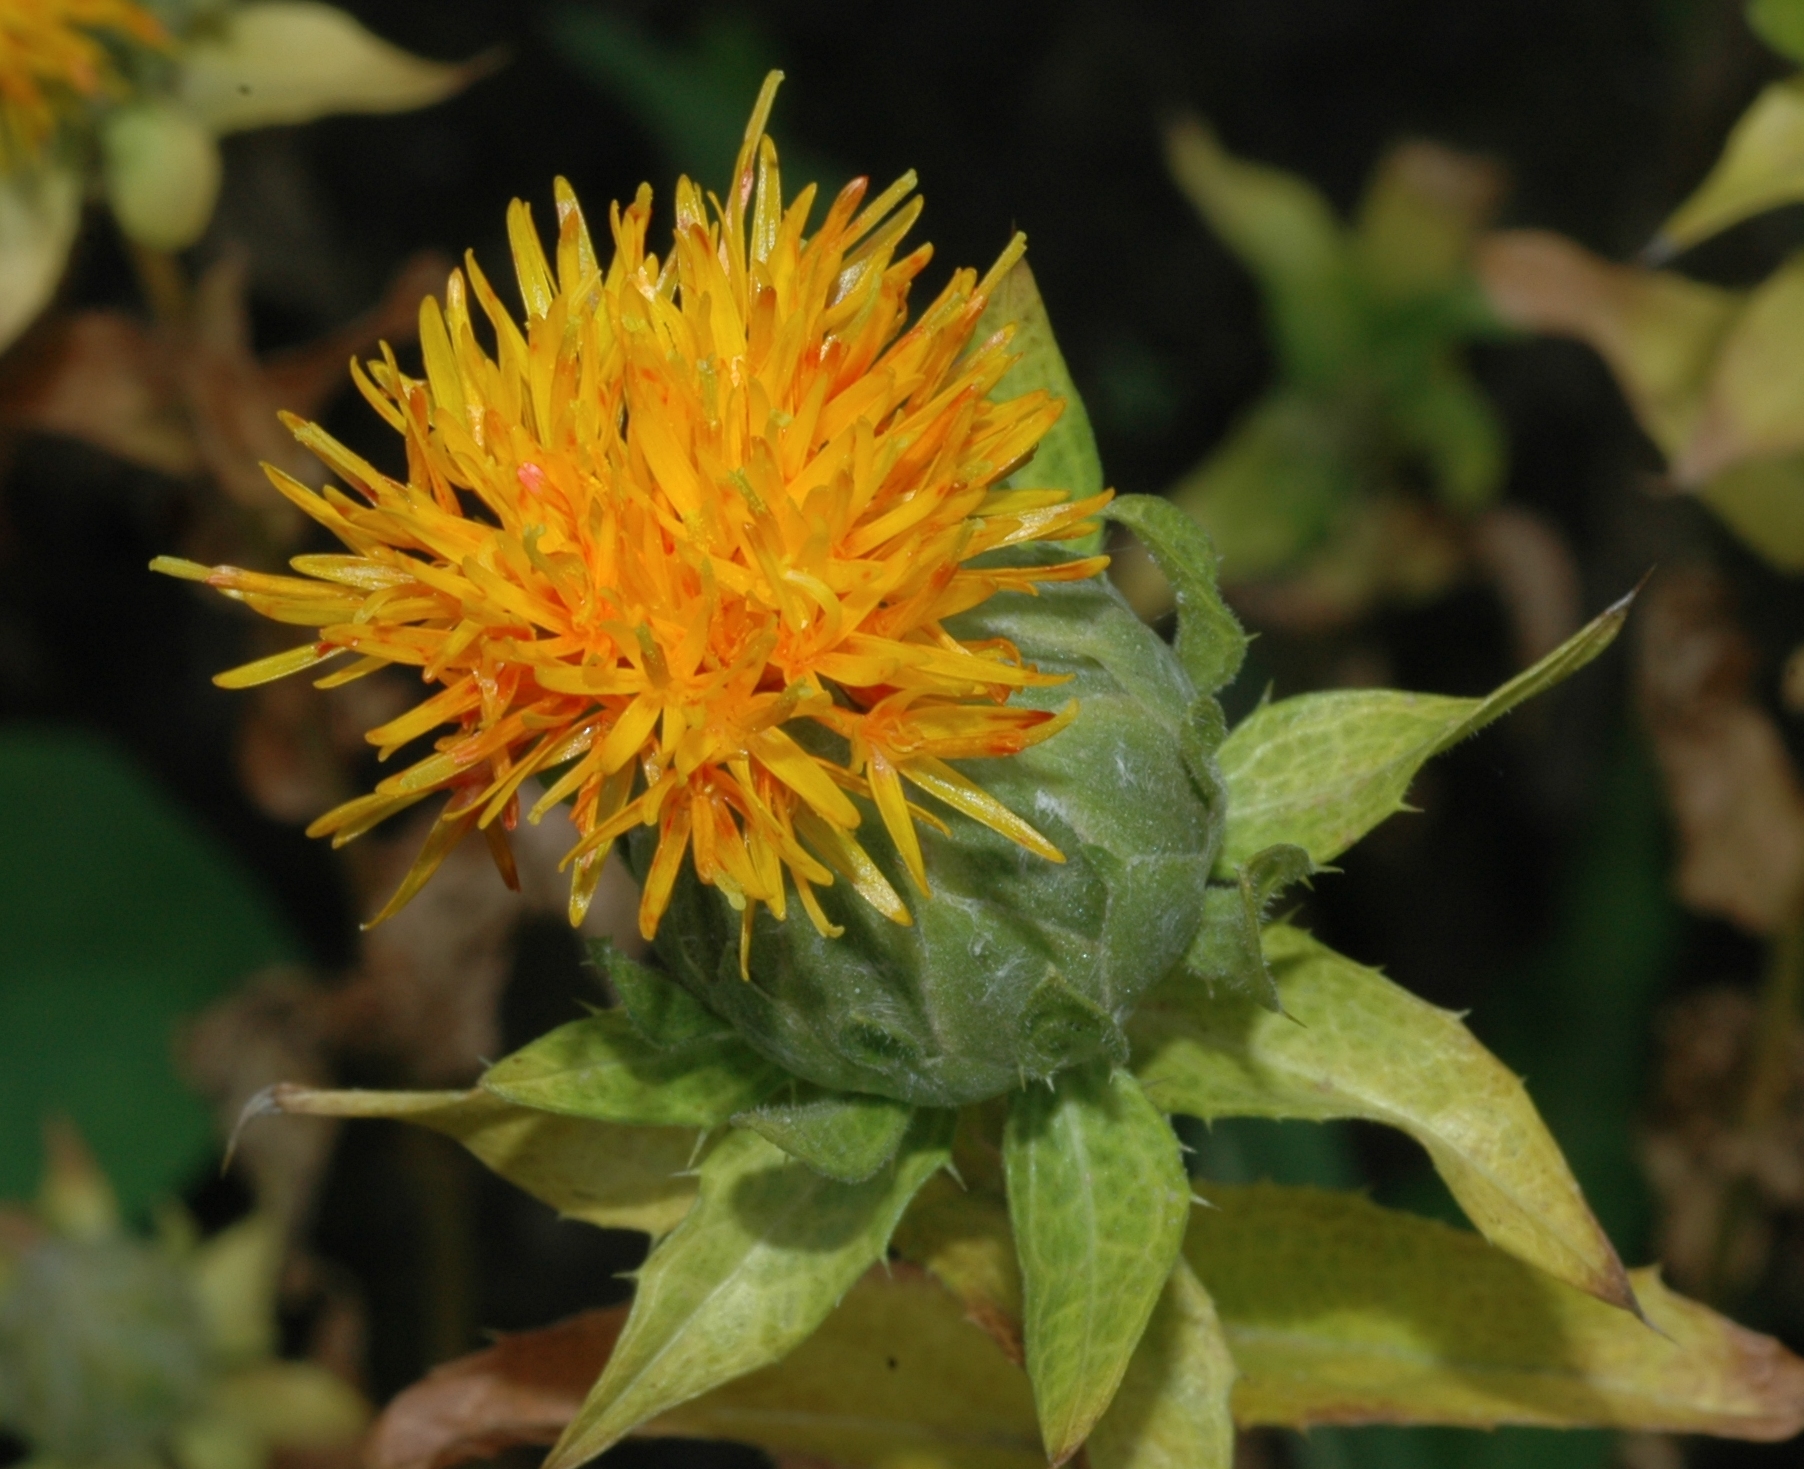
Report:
157,73,1109,957
0,0,165,162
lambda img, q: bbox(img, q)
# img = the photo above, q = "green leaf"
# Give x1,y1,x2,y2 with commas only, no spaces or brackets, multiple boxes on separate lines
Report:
731,1083,916,1184
1676,251,1804,482
648,1264,1043,1469
1184,844,1316,1010
1191,1183,1804,1438
177,1,476,135
975,259,1105,542
1165,117,1360,382
0,728,294,1216
1700,453,1804,570
1751,0,1804,62
1652,76,1804,256
547,1113,954,1467
481,1010,782,1128
589,940,727,1046
1005,1064,1191,1465
1131,925,1638,1314
1388,358,1506,513
1102,493,1248,696
1163,393,1357,584
0,165,80,354
1087,1255,1236,1469
262,1086,698,1238
1215,590,1632,872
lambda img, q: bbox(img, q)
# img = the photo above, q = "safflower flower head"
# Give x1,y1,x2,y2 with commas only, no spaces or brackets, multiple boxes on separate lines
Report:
156,72,1112,961
0,0,164,162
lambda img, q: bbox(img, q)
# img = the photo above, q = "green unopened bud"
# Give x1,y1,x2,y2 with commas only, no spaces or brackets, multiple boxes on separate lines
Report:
101,100,222,252
647,564,1230,1108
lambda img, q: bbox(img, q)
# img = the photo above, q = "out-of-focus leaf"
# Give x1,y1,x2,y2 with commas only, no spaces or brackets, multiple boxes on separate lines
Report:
1478,229,1741,459
262,1085,699,1238
100,101,222,251
545,1115,953,1468
207,1360,368,1446
1468,504,1585,667
1101,493,1247,696
588,940,726,1046
1005,1064,1190,1465
546,7,793,192
368,1269,1043,1469
1087,1256,1236,1469
1678,253,1804,481
1636,566,1804,934
891,1174,1023,1362
1214,590,1631,870
1388,358,1506,512
1166,117,1358,381
1700,455,1804,570
731,1084,915,1184
1191,1184,1804,1438
188,1216,279,1362
1751,0,1804,62
178,1,476,135
977,259,1105,539
1132,925,1639,1315
1653,76,1804,256
0,729,295,1215
1354,141,1505,303
480,1010,782,1128
0,165,80,354
1162,393,1356,584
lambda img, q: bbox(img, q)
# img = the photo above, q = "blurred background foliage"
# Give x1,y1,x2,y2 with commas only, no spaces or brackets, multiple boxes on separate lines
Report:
8,1,1804,1467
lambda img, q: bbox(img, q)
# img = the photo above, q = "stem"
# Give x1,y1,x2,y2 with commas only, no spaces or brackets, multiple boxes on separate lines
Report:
127,242,190,328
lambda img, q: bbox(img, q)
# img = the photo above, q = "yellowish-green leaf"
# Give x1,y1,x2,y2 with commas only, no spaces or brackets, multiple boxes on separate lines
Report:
208,1361,368,1447
262,1085,698,1238
1087,1255,1236,1469
1132,925,1637,1314
891,1173,1024,1362
1388,358,1505,513
1191,1183,1804,1439
1103,493,1248,696
976,259,1104,520
189,1215,278,1362
1678,252,1804,482
1005,1064,1190,1465
647,1264,1042,1469
1163,392,1356,584
1354,141,1501,303
100,101,222,251
1751,0,1804,63
1215,589,1631,871
1699,453,1804,571
0,164,80,355
1654,76,1804,256
481,1010,782,1128
731,1083,915,1183
1477,229,1741,460
1166,117,1359,381
547,1113,954,1469
178,1,476,135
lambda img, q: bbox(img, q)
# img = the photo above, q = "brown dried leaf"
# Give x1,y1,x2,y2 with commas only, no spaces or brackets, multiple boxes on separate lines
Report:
1637,566,1804,932
367,1307,628,1469
1467,504,1583,668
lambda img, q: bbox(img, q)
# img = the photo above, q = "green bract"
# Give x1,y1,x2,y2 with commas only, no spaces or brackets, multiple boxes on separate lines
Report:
647,560,1228,1108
